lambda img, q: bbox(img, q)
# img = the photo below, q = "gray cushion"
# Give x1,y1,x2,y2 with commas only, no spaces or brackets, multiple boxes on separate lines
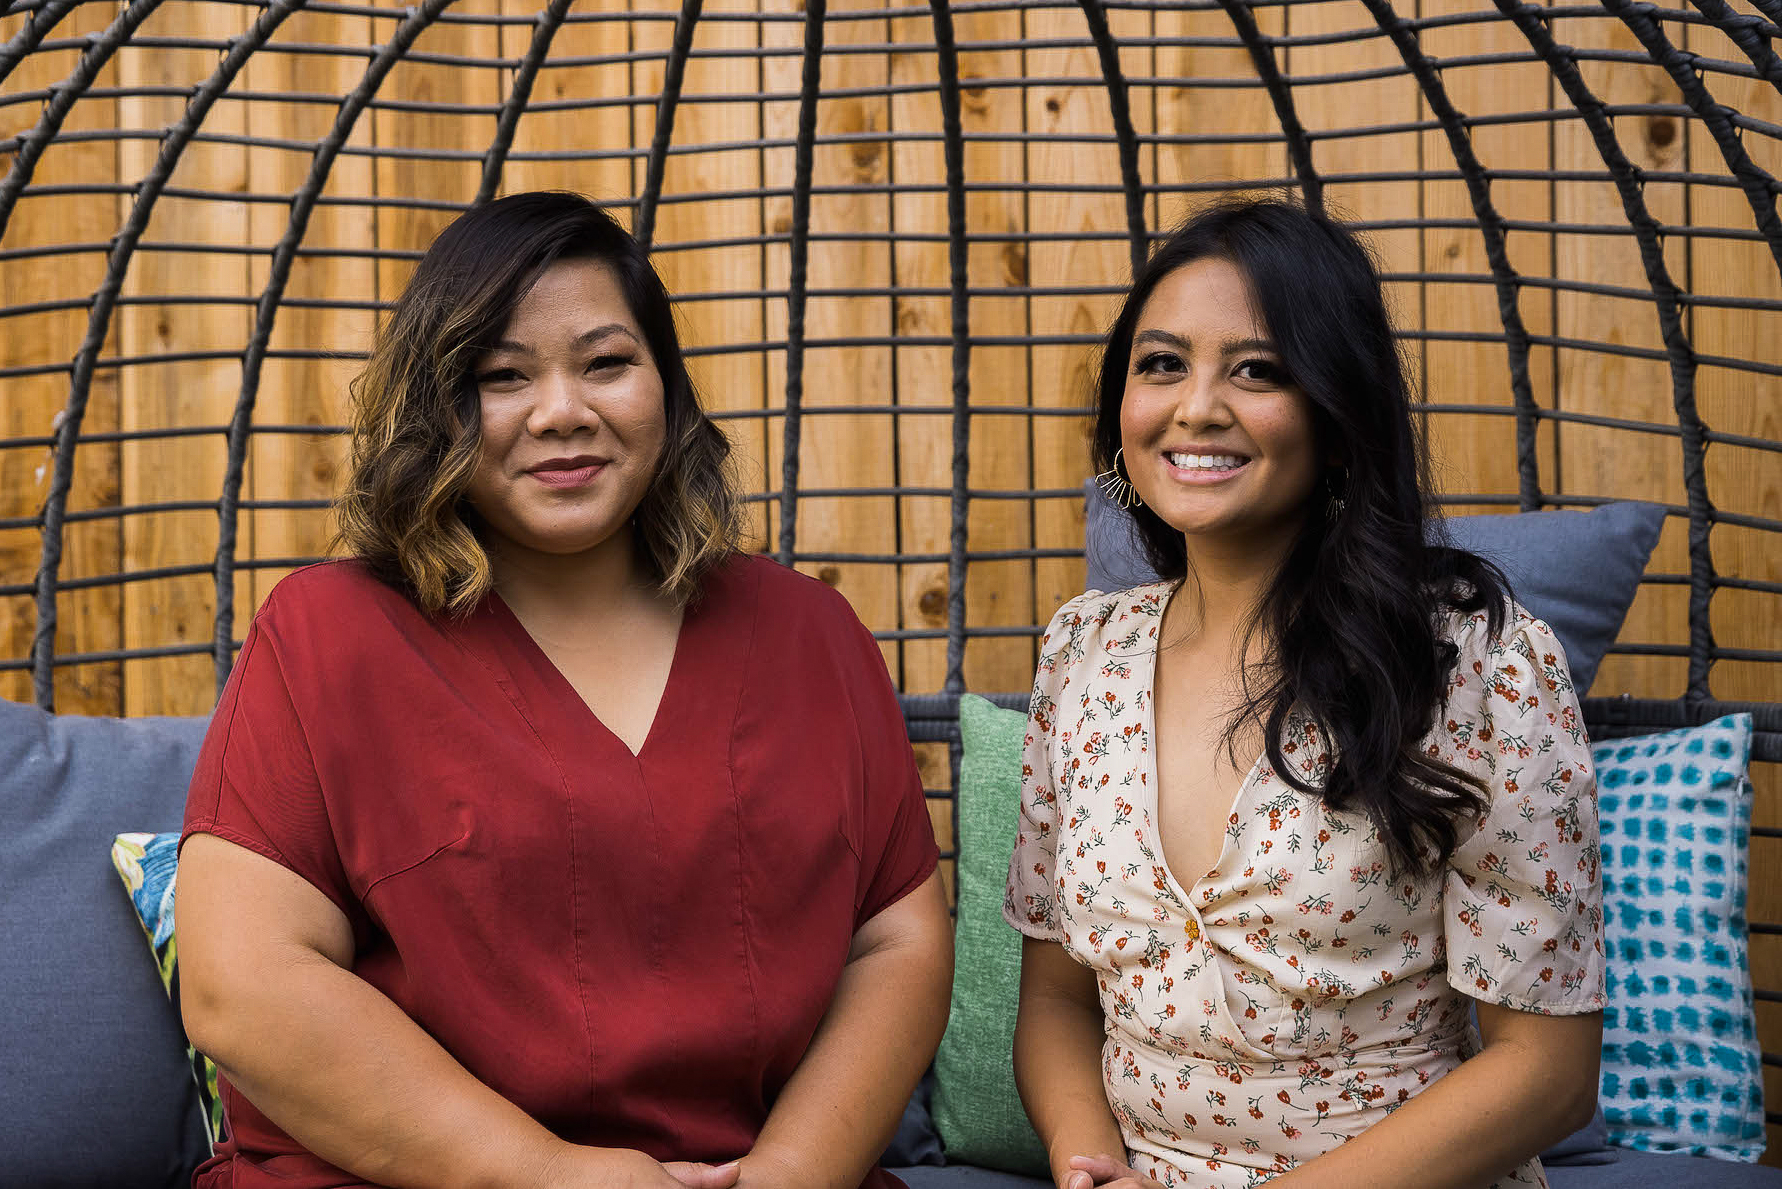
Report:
1547,1147,1782,1187
0,697,211,1188
1084,480,1665,696
1542,1105,1617,1166
893,1149,1782,1188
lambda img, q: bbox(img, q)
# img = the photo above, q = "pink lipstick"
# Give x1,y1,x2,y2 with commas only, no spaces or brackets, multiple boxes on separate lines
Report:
529,457,604,488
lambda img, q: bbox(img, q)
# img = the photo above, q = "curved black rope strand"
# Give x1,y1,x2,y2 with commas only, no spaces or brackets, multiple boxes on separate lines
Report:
1687,0,1782,99
475,0,574,206
1607,0,1782,281
1498,0,1715,699
1746,0,1782,29
0,0,83,91
1359,0,1543,510
0,0,162,243
1212,0,1323,213
776,0,826,568
929,0,972,695
213,0,457,692
30,0,309,709
633,0,705,250
1074,0,1148,279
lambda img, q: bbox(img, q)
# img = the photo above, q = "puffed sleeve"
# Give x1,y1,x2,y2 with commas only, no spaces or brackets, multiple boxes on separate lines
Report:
182,590,363,930
1440,606,1605,1014
1002,597,1083,942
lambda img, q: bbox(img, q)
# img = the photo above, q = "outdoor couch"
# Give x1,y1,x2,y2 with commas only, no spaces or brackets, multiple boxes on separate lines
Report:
5,482,1780,1189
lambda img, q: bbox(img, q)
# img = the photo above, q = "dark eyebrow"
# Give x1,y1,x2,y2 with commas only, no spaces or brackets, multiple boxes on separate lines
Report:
1131,328,1277,356
1132,329,1189,353
487,323,639,354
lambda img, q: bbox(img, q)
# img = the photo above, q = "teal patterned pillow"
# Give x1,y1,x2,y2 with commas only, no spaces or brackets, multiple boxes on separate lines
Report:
111,832,223,1144
1594,714,1761,1162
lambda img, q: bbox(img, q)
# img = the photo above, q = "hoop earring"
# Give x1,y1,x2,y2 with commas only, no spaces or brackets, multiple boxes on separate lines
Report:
1095,448,1142,510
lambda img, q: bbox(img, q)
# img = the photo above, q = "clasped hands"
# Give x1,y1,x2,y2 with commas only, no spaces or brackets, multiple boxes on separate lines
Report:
531,1141,804,1189
1059,1152,1167,1189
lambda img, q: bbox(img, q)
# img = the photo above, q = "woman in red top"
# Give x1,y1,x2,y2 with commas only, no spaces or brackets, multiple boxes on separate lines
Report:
176,192,952,1189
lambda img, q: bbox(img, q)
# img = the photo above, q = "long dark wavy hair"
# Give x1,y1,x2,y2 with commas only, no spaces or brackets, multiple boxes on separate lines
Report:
336,191,740,613
1092,198,1511,877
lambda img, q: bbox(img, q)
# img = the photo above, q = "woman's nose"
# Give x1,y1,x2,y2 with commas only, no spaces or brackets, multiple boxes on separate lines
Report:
1173,372,1232,428
526,371,595,435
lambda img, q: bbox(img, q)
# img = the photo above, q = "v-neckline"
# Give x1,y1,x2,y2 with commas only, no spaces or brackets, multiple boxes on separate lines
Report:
1140,580,1265,910
486,590,695,762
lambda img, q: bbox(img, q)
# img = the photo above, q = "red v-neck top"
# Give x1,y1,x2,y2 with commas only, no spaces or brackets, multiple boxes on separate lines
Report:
183,554,937,1189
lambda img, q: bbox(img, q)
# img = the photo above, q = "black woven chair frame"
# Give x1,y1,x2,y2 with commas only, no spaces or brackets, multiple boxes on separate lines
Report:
2,0,1779,1093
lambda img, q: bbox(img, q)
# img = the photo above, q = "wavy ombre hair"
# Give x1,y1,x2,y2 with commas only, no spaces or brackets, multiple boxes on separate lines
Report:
336,192,740,614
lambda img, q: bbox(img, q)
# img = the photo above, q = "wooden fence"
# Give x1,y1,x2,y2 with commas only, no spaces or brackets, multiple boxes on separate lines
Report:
3,0,1781,1151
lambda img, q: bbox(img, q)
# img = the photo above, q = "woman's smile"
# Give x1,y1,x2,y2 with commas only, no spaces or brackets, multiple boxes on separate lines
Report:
525,456,607,488
1159,449,1251,483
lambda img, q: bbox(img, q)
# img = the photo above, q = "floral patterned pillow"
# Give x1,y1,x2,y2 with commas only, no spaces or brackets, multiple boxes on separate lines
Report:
1594,714,1762,1161
111,831,223,1145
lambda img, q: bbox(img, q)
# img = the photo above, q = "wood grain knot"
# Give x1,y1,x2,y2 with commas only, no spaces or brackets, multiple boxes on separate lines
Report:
919,586,947,621
1002,242,1028,287
818,565,842,586
896,297,924,333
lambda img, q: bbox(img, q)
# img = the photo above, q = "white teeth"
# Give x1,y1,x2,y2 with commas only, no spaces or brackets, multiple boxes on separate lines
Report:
1166,452,1246,471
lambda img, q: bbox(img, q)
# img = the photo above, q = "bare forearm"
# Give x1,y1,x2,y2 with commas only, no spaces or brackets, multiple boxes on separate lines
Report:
742,887,953,1189
1266,1030,1599,1189
191,948,561,1189
1013,988,1126,1183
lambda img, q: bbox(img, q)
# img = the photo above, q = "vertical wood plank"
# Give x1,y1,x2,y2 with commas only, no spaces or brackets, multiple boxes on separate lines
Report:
499,0,634,203
244,9,378,617
1152,3,1287,214
1682,14,1782,711
633,0,770,555
1283,0,1424,381
763,0,901,675
888,7,954,694
1025,0,1151,627
1550,9,1688,698
374,2,505,318
1416,0,1556,517
0,3,122,712
116,0,253,716
889,4,1040,697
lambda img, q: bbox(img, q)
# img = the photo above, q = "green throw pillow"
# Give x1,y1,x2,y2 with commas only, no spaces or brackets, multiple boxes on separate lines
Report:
931,694,1050,1176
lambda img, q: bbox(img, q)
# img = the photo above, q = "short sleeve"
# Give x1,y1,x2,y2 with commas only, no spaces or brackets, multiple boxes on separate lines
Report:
182,595,361,927
846,616,941,930
1002,598,1080,942
1441,608,1606,1014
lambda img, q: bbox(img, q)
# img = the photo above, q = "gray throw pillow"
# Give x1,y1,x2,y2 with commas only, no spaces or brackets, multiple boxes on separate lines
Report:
1083,479,1665,696
0,697,212,1188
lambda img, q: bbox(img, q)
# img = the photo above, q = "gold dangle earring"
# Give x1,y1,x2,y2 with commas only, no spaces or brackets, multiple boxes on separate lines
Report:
1324,464,1349,524
1095,448,1142,510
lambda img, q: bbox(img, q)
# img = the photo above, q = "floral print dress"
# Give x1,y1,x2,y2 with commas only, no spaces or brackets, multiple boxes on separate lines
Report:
1003,583,1605,1189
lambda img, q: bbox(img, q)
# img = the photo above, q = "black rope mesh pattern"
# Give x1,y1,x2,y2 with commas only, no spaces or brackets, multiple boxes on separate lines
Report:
3,0,1781,1095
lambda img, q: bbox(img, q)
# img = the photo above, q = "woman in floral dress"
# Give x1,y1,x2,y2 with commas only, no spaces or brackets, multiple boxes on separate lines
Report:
1004,200,1604,1189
